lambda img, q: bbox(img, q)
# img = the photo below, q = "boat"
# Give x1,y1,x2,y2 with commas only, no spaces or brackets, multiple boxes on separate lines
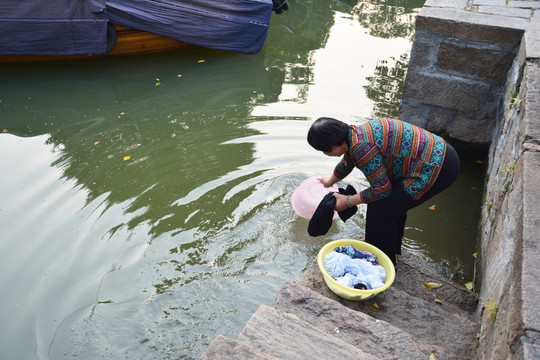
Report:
0,0,289,63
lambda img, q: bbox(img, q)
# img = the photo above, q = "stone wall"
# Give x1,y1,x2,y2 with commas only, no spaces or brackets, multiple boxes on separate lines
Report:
399,1,540,359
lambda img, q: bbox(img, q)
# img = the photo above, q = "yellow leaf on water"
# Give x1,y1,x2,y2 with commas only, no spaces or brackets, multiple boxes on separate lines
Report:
422,282,443,291
428,205,436,211
476,160,484,164
177,74,182,77
369,303,379,311
123,156,131,161
2,129,8,133
197,59,205,63
94,141,100,145
472,252,478,259
120,112,125,115
465,282,473,291
430,353,438,360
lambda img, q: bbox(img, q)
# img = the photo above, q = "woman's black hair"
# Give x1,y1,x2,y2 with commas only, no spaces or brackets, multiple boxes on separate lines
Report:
307,117,350,152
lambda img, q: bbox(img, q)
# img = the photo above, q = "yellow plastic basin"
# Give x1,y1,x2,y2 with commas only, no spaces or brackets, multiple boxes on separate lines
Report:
317,239,396,301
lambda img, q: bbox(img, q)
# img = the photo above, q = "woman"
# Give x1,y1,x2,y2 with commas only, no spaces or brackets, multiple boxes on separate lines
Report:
307,117,460,264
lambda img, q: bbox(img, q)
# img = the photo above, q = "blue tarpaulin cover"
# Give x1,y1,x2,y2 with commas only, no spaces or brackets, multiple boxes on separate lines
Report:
0,0,108,55
0,0,273,56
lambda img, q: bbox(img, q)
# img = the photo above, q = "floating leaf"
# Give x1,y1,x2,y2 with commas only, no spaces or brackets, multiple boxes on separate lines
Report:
428,205,436,211
2,129,8,133
177,74,182,77
434,298,443,305
430,353,438,360
471,187,477,190
120,112,125,115
422,282,443,291
369,303,379,311
465,282,473,291
123,156,131,161
197,59,205,63
94,141,100,146
476,160,484,164
472,252,478,259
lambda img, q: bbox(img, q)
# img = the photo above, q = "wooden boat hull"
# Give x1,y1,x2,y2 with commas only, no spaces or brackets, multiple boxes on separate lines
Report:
0,25,196,63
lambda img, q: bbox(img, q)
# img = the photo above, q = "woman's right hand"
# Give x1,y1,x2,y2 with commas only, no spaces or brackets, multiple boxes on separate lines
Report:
319,175,336,188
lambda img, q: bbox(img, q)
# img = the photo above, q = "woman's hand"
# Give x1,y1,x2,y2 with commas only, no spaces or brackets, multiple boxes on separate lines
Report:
333,193,349,212
319,174,339,188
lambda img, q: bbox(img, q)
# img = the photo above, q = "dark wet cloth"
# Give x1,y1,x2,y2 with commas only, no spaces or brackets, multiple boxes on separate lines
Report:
308,185,358,236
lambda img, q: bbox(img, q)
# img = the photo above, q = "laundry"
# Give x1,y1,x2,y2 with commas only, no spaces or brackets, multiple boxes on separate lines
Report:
308,185,358,236
324,249,386,290
334,244,379,265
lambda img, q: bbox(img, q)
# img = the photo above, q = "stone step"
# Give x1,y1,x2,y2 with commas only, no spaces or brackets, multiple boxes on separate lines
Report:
200,335,282,360
393,251,478,314
297,258,479,358
236,304,381,360
273,280,450,360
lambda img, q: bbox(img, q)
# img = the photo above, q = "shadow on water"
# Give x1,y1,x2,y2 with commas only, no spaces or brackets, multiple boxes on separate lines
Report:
0,0,486,359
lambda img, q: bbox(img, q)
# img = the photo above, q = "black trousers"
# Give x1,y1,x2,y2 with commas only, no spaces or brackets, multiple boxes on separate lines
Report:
365,142,460,264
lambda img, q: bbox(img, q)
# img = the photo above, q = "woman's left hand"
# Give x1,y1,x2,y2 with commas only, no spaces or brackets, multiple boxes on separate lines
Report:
332,193,349,212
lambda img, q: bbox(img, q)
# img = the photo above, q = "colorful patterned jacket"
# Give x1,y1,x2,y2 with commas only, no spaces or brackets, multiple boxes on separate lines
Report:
334,118,447,203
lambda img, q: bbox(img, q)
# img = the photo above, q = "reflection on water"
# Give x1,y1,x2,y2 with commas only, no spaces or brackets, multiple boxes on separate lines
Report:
0,0,483,359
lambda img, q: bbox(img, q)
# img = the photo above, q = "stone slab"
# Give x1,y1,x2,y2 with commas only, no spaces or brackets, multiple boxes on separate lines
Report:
273,281,451,360
402,70,491,112
297,258,479,357
424,0,468,9
448,116,494,144
417,7,528,44
199,335,282,360
477,5,533,18
525,16,540,58
237,305,379,360
521,151,540,359
436,42,516,83
522,62,540,142
508,1,540,9
472,0,506,6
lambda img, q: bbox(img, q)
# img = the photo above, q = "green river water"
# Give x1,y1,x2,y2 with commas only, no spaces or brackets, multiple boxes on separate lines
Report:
0,1,485,359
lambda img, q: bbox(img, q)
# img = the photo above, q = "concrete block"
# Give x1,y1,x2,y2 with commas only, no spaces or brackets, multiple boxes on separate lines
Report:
408,41,433,70
424,0,468,9
417,8,528,44
449,116,495,144
521,62,540,142
237,305,378,360
508,1,540,9
472,0,506,6
436,42,516,83
521,151,540,351
427,112,451,133
525,16,540,59
200,335,281,360
477,5,533,18
402,71,491,112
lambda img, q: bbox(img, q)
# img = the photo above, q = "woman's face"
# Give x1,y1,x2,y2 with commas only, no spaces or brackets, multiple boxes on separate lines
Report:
323,142,348,157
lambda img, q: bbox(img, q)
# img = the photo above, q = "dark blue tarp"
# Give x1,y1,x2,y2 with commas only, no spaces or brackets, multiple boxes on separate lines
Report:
0,0,107,55
0,0,274,56
106,0,273,54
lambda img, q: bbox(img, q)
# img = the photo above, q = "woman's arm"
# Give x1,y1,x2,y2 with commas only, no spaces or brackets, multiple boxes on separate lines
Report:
319,173,341,187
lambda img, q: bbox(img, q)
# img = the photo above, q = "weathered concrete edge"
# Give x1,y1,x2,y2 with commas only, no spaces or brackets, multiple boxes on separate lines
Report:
477,44,540,359
519,62,540,359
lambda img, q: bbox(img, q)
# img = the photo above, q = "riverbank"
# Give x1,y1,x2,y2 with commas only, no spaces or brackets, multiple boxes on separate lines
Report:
199,0,540,358
399,0,539,358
